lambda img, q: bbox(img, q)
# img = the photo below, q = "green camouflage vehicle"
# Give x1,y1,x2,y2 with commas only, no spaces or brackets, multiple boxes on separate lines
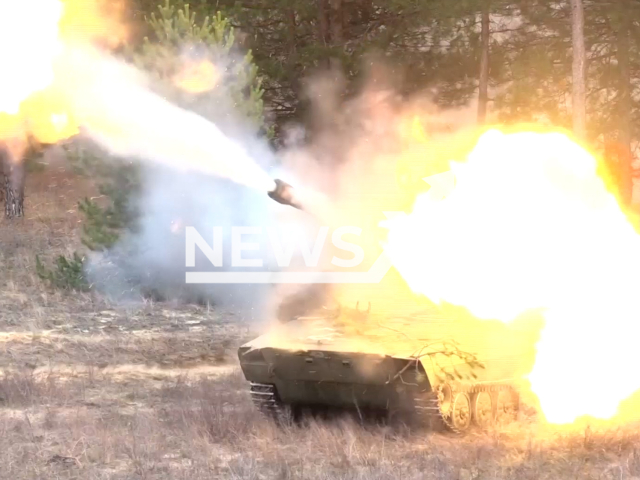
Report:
238,303,536,433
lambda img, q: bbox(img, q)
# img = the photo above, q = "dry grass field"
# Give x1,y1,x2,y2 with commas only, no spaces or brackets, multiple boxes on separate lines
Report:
1,164,640,479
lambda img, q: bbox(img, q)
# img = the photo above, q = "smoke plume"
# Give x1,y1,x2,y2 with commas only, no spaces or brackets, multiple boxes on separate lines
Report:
74,47,477,324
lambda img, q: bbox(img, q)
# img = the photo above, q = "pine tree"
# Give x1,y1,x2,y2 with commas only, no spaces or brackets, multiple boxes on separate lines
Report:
492,0,639,200
399,0,521,113
77,0,270,253
130,0,640,204
162,0,446,139
134,1,271,136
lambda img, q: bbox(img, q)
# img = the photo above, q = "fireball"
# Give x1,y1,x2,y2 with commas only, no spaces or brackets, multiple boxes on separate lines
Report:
383,129,640,424
0,0,63,115
173,59,220,94
0,0,127,147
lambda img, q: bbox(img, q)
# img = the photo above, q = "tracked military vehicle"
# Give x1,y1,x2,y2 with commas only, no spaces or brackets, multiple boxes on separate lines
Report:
238,303,533,433
246,180,530,432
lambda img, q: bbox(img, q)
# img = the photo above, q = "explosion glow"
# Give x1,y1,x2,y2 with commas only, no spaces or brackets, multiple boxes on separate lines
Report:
0,0,131,144
6,0,638,427
0,0,274,191
383,129,640,424
0,0,63,115
173,59,220,94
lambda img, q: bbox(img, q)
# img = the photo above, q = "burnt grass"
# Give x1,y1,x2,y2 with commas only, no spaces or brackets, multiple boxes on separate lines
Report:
0,167,639,479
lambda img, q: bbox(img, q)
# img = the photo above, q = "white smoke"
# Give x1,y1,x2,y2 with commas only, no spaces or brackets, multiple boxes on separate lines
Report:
56,46,276,191
61,45,474,322
51,46,295,320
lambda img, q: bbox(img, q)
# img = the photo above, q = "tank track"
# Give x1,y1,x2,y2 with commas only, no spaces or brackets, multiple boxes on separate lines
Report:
249,382,292,424
250,381,517,433
415,383,519,434
414,391,450,432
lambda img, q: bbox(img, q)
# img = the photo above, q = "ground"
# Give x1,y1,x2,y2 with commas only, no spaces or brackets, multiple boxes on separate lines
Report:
1,162,640,479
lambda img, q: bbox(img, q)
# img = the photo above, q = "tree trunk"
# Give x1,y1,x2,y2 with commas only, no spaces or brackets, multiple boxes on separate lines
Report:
318,0,329,45
288,9,297,55
329,0,343,46
570,0,587,140
477,6,490,124
616,1,633,206
1,147,25,219
358,0,373,24
317,0,331,69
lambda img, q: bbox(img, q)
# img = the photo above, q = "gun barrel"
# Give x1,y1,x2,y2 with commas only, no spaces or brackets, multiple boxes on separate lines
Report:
268,179,304,210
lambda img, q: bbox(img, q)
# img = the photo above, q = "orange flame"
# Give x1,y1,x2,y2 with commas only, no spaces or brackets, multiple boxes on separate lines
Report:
383,128,640,424
173,59,220,94
0,0,63,116
58,0,128,48
0,0,127,148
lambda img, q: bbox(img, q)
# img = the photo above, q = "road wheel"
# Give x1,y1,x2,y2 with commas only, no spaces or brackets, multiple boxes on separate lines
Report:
472,391,493,428
450,392,471,432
